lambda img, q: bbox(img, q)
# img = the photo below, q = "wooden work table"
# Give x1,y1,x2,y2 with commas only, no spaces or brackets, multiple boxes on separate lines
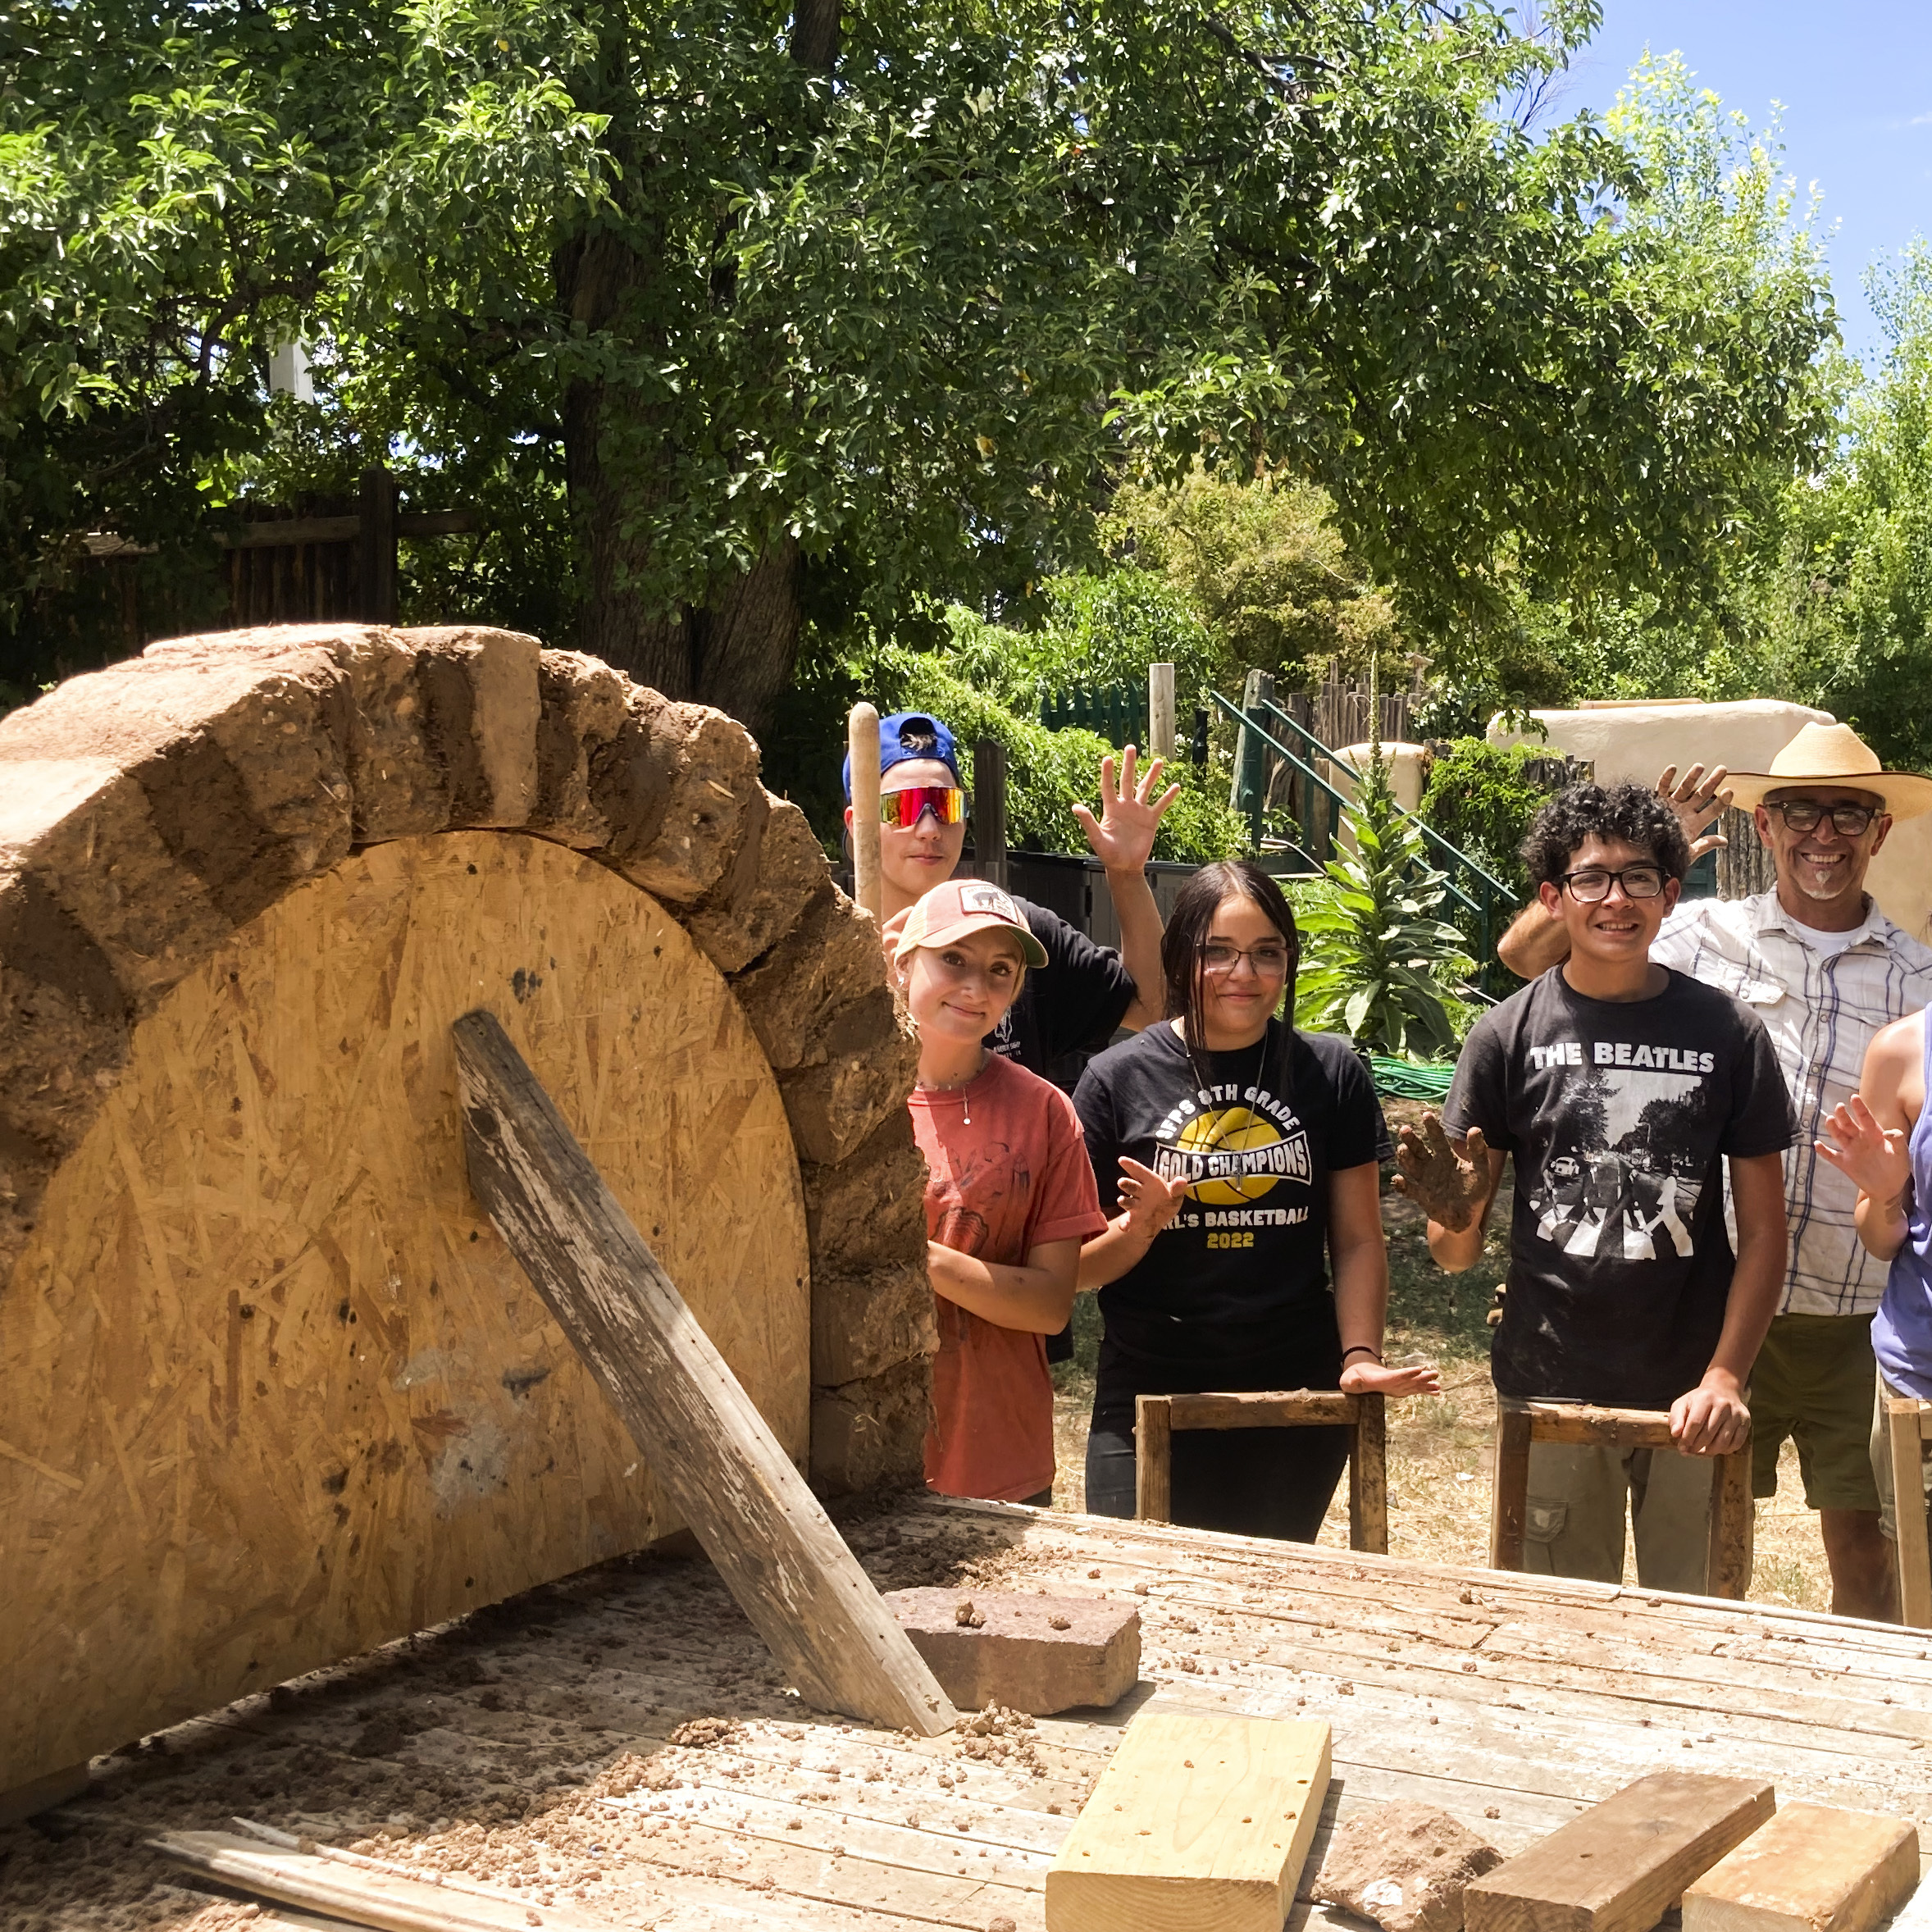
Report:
11,1495,1932,1930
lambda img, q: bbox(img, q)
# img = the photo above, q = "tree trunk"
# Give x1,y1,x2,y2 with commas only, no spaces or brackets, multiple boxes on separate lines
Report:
554,2,837,743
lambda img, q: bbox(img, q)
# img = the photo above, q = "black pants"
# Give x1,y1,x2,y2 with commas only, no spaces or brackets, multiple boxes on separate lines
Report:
1084,1319,1351,1542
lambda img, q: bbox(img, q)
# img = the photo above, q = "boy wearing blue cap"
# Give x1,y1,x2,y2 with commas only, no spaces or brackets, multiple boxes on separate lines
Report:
842,710,1179,1084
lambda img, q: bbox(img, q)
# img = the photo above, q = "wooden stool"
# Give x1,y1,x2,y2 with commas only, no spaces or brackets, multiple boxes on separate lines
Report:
1884,1396,1932,1628
1489,1398,1752,1600
1133,1390,1387,1553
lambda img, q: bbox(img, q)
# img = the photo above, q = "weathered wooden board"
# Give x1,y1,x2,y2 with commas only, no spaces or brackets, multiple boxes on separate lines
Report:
1464,1771,1775,1932
454,1008,953,1738
1045,1711,1331,1932
1683,1802,1919,1932
0,832,809,1782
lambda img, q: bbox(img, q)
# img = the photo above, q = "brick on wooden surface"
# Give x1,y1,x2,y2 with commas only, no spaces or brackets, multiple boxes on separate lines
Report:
1316,1799,1504,1932
886,1588,1141,1716
1045,1711,1330,1932
1464,1770,1775,1932
1682,1802,1919,1932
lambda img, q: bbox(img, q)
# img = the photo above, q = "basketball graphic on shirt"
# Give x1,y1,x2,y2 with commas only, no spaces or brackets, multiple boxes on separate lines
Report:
1176,1106,1287,1204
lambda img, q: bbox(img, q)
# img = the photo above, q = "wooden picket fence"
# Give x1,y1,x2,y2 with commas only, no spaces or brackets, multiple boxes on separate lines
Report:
1037,679,1150,748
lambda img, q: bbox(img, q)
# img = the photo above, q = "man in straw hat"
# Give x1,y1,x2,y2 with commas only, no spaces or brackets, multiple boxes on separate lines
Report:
1498,721,1932,1618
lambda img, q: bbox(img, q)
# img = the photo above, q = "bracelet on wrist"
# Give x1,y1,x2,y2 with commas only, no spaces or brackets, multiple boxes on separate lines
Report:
1341,1345,1383,1365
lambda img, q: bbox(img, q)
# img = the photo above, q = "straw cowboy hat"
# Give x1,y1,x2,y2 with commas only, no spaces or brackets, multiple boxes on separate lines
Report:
1722,721,1932,820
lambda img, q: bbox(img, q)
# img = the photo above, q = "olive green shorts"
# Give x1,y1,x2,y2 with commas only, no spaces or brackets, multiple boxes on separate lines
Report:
1748,1311,1882,1511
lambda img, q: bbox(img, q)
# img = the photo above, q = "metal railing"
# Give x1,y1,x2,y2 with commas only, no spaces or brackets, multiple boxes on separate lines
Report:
1210,687,1517,981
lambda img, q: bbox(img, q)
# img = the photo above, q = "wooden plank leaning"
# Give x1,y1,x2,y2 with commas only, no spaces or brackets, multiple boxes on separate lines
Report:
452,1009,956,1736
1133,1391,1388,1554
1887,1396,1932,1629
1488,1398,1752,1600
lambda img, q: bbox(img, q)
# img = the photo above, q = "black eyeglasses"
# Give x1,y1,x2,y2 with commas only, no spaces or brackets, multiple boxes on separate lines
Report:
1560,866,1667,903
1765,800,1880,837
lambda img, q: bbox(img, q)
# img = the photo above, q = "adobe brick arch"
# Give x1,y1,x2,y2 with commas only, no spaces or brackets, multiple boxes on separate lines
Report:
0,625,932,1799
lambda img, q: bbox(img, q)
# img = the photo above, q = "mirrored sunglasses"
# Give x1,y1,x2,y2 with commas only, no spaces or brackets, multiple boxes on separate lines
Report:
879,785,966,829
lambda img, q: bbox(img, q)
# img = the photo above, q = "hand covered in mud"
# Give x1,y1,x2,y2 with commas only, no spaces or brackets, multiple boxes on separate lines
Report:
1392,1114,1491,1233
1656,761,1733,862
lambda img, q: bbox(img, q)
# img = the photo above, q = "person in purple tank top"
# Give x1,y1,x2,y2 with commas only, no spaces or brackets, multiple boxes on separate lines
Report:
1817,1007,1932,1616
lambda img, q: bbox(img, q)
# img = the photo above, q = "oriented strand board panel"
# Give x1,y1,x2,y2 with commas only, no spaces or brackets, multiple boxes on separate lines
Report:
0,832,809,1778
1465,1771,1775,1932
1683,1803,1919,1932
1045,1711,1330,1932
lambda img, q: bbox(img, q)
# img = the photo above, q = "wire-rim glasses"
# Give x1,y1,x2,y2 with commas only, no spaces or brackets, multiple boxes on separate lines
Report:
1199,941,1294,977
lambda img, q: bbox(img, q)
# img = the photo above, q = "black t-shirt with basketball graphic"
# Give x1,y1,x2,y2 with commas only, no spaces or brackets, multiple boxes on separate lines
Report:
1073,1020,1392,1356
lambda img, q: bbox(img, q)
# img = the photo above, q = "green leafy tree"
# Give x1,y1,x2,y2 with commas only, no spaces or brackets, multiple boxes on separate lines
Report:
1103,469,1402,695
1293,750,1474,1056
7,1,1838,734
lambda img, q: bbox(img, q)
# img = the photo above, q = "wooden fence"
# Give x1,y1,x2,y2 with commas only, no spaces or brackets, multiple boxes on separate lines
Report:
77,467,478,651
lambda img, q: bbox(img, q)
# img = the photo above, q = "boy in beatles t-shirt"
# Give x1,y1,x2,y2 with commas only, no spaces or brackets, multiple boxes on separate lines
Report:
1396,783,1795,1593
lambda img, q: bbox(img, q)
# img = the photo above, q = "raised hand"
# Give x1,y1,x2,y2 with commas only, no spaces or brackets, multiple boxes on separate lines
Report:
1816,1095,1912,1205
1656,762,1734,862
1072,745,1183,874
1392,1114,1492,1233
1113,1155,1189,1242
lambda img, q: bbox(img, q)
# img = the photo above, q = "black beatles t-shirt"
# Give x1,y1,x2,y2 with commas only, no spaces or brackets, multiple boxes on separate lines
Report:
1445,966,1797,1410
987,897,1137,1084
1073,1021,1392,1354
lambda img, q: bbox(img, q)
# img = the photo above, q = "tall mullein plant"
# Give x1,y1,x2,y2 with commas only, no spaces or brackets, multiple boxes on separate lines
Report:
1293,745,1475,1057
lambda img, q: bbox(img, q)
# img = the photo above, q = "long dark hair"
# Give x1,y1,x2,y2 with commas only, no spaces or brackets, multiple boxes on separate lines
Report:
1160,860,1301,1088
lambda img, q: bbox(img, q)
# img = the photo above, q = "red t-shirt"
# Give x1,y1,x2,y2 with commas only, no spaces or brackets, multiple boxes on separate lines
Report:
909,1054,1107,1502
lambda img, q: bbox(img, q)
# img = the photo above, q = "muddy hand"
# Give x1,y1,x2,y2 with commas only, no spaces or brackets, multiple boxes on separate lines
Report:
1656,762,1733,861
1392,1114,1489,1233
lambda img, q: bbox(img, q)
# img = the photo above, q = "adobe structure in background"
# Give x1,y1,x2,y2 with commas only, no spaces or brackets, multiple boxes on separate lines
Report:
0,623,933,1806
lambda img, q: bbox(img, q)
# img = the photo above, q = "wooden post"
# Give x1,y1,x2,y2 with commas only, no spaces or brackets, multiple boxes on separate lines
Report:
452,1009,955,1735
1228,668,1275,842
1148,663,1176,761
1889,1397,1932,1628
1135,1395,1173,1524
847,703,883,924
358,464,397,625
1491,1400,1533,1572
1349,1392,1388,1555
973,736,1008,891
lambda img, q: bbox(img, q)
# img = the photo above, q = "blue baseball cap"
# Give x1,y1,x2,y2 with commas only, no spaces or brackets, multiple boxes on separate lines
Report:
841,710,961,800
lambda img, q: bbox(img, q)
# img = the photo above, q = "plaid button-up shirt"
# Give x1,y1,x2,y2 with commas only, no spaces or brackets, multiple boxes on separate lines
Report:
1652,891,1932,1316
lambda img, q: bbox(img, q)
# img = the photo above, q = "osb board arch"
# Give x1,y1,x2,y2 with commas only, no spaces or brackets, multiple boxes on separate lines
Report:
0,830,808,1778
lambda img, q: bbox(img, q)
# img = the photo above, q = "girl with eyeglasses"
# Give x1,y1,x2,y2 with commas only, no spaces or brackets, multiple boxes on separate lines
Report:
1072,860,1439,1539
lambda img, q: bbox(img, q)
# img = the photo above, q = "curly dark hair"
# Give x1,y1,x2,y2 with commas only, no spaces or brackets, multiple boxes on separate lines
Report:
1520,781,1692,889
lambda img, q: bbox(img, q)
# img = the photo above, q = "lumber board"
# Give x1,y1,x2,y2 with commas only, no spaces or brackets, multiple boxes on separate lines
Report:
1520,1403,1676,1448
154,1829,608,1931
453,1007,955,1737
1463,1770,1775,1932
1683,1802,1919,1932
1045,1711,1332,1932
1137,1394,1174,1522
1492,1403,1533,1570
0,832,810,1788
1164,1390,1360,1428
1349,1392,1388,1555
1890,1400,1932,1630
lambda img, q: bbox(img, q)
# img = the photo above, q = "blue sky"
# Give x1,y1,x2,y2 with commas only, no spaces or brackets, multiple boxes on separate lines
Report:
1563,0,1932,368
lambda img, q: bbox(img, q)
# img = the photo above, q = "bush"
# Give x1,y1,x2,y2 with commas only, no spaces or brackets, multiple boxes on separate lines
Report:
880,647,1247,863
1419,738,1556,901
